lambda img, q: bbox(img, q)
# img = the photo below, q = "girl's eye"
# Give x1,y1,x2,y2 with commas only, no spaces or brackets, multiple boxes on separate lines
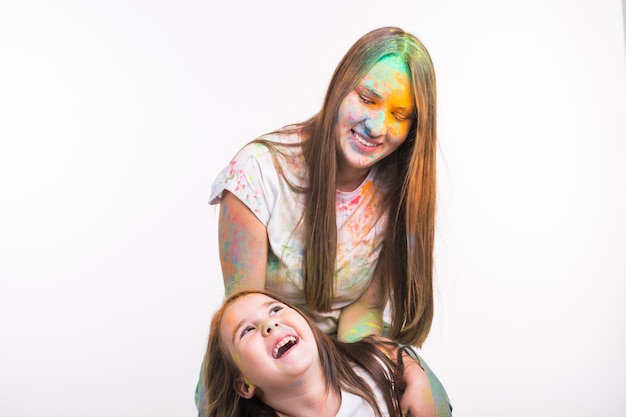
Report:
269,305,284,316
240,325,255,337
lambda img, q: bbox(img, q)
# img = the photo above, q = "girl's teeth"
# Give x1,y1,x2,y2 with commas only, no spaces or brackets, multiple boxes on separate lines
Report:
273,336,297,358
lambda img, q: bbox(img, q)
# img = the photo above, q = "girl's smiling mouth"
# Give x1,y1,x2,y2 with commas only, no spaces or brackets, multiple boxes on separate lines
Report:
272,335,299,358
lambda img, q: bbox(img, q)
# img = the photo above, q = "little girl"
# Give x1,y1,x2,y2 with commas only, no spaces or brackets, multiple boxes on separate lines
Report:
202,291,422,417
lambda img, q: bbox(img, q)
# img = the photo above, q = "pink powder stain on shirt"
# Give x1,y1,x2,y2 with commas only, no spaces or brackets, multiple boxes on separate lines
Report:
348,194,362,206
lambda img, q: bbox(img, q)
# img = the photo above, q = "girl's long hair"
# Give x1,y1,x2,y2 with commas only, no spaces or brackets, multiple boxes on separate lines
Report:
254,26,437,347
202,291,404,417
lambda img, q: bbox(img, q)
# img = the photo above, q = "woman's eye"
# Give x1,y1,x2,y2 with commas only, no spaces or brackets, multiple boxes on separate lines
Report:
393,111,413,122
359,94,375,105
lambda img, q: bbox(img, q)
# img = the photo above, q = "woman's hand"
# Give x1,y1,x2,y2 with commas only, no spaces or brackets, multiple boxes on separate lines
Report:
398,350,436,417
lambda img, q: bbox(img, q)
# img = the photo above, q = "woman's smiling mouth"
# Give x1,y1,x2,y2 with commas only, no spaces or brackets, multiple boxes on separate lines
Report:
352,130,380,148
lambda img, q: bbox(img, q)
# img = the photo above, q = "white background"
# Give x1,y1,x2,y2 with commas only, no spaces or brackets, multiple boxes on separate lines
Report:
1,1,625,416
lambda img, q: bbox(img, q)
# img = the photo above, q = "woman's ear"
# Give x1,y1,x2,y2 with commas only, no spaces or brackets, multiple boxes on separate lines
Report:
234,377,256,399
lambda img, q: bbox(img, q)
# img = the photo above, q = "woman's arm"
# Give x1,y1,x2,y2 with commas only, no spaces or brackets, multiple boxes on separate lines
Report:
397,348,436,417
337,267,436,417
218,190,268,296
372,339,436,417
337,268,385,342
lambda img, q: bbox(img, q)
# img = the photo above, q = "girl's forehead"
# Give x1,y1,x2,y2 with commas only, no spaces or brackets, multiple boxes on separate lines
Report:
226,293,259,313
222,294,275,323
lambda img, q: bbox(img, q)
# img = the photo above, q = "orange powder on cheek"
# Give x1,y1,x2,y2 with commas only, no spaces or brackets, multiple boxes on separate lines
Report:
388,120,410,138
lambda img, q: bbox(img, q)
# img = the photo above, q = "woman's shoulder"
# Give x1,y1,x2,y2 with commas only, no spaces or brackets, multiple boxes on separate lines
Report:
225,127,298,162
258,127,307,179
258,125,304,145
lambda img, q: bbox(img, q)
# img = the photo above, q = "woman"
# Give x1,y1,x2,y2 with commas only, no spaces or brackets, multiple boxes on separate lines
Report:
203,26,451,416
203,290,410,417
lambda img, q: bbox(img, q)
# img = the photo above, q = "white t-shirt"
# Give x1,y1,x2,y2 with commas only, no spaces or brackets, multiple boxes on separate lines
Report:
209,130,389,335
337,365,391,417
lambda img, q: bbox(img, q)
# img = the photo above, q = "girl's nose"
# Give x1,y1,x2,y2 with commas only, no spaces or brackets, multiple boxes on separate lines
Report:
263,320,279,336
364,111,387,137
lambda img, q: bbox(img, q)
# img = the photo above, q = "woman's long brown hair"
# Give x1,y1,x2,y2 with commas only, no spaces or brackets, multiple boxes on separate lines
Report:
202,291,404,417
254,26,437,347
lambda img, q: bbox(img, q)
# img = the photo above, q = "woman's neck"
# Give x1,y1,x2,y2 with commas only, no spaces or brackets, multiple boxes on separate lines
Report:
336,163,371,192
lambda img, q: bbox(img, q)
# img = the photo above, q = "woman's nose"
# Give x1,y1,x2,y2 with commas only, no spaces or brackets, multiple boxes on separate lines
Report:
263,320,279,336
364,111,387,137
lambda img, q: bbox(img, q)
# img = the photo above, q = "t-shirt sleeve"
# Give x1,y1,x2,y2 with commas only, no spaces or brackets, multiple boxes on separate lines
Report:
209,142,279,226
